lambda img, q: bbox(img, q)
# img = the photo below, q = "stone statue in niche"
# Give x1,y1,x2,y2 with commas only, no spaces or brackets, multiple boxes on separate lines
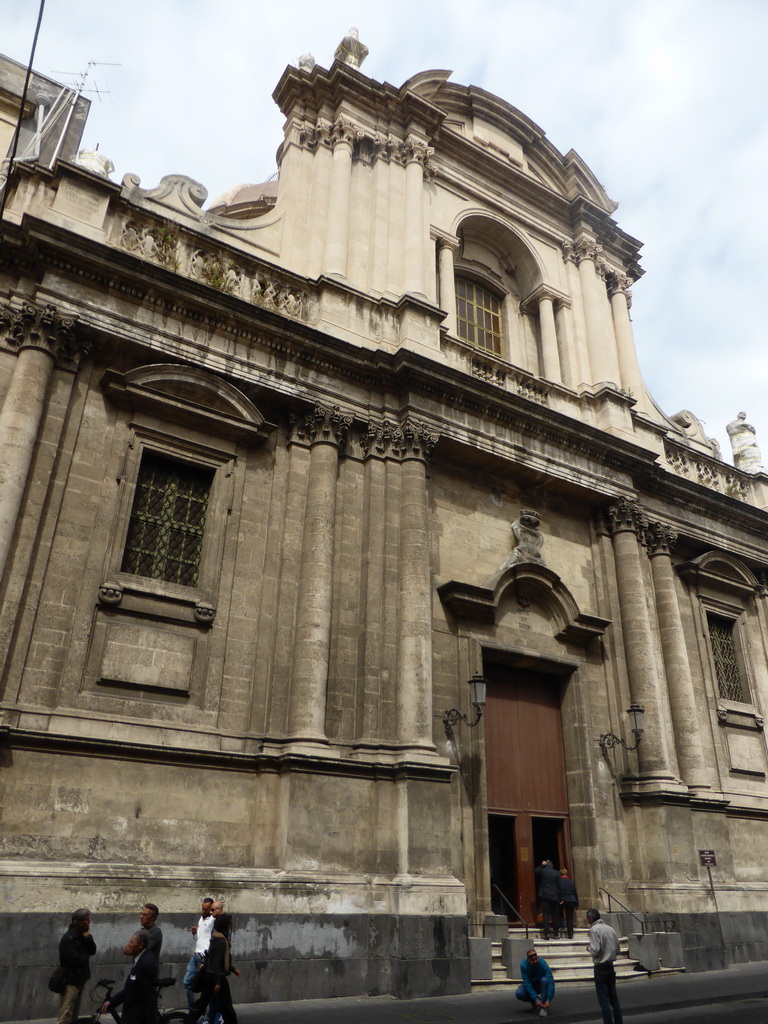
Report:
334,28,369,68
727,412,764,473
499,509,546,570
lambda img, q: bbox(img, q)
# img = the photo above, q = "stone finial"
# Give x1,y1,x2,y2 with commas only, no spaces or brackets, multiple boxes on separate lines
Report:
334,27,369,68
499,509,545,570
298,53,316,72
727,412,764,474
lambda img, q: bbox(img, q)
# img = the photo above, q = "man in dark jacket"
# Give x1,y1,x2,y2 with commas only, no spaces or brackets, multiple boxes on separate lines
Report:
534,860,561,939
102,929,159,1024
57,907,96,1024
139,903,163,962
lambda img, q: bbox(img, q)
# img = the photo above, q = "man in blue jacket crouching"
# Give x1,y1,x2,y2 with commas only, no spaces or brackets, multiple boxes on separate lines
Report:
516,948,555,1017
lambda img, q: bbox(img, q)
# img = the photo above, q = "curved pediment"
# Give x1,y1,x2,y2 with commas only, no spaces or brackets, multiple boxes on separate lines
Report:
678,550,761,597
101,364,275,444
404,71,617,212
437,562,610,644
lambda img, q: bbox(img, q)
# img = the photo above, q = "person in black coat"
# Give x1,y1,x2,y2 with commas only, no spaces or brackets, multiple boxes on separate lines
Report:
192,913,240,1024
535,859,562,939
57,908,97,1023
102,929,159,1024
559,867,579,939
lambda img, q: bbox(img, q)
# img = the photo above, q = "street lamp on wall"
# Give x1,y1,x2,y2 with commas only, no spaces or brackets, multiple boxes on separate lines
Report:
443,673,487,731
599,703,645,758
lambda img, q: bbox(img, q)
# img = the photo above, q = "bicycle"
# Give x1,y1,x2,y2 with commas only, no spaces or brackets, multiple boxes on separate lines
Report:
74,975,194,1023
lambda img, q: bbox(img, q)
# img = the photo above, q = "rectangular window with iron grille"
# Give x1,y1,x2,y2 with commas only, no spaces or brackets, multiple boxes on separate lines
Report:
121,452,214,587
707,613,746,703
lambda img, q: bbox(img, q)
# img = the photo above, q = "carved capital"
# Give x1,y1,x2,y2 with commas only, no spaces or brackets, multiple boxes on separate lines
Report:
332,115,363,149
359,418,439,462
563,236,603,266
601,496,648,537
403,136,434,167
289,403,353,449
607,271,633,301
646,520,678,557
0,301,86,370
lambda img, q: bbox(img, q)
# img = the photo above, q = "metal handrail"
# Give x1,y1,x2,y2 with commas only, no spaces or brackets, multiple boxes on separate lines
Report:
492,884,529,939
598,886,645,935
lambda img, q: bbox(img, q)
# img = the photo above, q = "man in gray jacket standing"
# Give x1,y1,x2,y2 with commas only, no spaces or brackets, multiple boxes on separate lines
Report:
586,909,623,1024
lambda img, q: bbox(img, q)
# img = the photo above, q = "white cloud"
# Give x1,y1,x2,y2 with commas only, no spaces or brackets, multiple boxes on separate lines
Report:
5,0,768,465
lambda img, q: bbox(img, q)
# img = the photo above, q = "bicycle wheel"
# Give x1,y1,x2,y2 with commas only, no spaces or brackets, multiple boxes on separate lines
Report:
162,1012,194,1023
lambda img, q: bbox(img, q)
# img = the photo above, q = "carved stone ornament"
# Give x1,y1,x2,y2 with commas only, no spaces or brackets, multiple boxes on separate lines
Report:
601,496,648,537
359,418,440,462
98,581,124,605
194,601,217,625
499,509,546,570
0,301,86,370
289,403,353,448
645,520,678,557
562,237,603,266
716,706,728,722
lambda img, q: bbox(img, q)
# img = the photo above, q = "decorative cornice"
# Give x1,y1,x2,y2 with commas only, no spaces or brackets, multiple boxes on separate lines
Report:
0,300,86,370
289,403,353,449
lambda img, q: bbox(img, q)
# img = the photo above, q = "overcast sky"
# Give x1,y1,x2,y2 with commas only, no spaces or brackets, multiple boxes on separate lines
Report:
6,0,768,466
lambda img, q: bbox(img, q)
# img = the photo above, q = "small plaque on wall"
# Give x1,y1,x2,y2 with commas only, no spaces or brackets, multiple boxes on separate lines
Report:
99,620,195,693
726,729,767,776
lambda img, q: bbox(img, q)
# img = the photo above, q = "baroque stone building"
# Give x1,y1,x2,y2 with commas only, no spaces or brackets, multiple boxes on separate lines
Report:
2,50,768,1020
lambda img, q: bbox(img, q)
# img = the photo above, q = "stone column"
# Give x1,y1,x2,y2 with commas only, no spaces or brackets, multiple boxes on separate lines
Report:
0,302,81,587
538,292,561,383
287,403,352,743
646,521,712,792
437,238,458,336
323,118,356,279
396,420,439,752
571,238,621,386
402,137,432,298
608,273,646,409
602,497,679,782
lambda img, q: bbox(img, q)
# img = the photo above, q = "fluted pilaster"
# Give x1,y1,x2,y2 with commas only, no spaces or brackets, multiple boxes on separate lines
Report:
287,403,352,743
0,302,84,586
602,496,679,782
646,521,712,792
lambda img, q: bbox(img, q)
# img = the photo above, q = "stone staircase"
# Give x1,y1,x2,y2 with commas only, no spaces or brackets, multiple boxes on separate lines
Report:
472,927,680,992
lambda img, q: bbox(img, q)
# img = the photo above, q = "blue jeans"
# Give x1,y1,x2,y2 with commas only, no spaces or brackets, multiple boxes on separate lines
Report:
516,982,554,1006
594,963,623,1024
184,952,205,1007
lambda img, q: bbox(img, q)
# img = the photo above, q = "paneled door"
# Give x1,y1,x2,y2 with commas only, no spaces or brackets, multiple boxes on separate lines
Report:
484,662,570,924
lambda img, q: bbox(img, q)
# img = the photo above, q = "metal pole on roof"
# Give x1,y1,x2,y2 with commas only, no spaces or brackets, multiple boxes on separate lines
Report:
0,0,48,222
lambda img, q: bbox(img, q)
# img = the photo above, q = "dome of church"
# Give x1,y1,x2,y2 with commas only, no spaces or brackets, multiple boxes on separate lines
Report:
207,179,278,219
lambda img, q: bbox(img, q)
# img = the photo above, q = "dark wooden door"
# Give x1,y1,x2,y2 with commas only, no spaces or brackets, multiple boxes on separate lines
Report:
484,662,570,924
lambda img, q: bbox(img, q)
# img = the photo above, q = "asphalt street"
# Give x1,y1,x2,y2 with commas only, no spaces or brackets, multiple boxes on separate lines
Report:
26,962,768,1024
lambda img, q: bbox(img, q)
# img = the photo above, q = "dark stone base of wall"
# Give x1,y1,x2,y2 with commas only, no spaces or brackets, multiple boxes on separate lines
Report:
0,912,471,1022
604,910,768,974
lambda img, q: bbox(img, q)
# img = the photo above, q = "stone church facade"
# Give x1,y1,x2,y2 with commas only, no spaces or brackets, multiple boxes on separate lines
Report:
1,51,768,1019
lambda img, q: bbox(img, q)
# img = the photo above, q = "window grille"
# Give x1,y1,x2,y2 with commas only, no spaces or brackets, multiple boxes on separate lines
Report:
456,277,502,354
121,453,213,587
708,614,745,702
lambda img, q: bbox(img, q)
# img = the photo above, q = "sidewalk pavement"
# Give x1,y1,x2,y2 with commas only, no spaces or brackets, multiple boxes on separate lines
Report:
27,961,768,1024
